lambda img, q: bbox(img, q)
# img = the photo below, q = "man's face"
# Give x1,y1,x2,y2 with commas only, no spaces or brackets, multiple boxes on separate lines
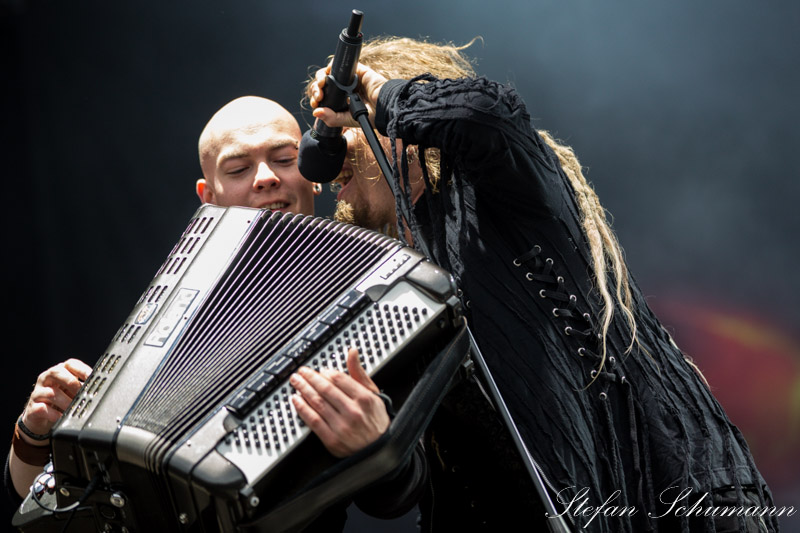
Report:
200,110,315,215
332,129,399,230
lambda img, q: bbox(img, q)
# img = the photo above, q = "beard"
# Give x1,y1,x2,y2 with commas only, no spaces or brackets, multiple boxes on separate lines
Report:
334,199,398,238
333,200,356,225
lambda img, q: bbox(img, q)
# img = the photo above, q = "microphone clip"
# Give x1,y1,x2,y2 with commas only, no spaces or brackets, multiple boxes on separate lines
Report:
326,73,359,99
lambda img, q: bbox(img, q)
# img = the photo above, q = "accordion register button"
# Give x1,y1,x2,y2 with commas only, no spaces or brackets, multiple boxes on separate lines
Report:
285,339,311,360
320,305,349,326
304,322,331,345
227,389,257,415
335,289,369,311
245,373,277,396
264,356,296,379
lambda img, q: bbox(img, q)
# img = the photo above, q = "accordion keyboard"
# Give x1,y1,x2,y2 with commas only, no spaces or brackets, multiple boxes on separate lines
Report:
217,280,447,485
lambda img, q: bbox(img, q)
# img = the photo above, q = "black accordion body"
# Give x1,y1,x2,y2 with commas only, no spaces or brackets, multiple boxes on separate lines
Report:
14,205,466,532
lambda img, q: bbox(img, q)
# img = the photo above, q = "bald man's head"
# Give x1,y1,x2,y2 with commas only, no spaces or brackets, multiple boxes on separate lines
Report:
196,96,318,215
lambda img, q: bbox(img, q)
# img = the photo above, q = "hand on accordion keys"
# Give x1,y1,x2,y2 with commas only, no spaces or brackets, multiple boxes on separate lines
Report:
289,348,390,458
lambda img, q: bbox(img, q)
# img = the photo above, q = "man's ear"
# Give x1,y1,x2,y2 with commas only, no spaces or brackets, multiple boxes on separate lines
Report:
196,178,214,204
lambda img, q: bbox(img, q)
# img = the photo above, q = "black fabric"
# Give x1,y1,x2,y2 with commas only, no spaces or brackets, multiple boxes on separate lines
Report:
255,443,428,532
353,443,427,519
304,445,427,531
419,377,545,532
4,453,22,517
376,76,777,532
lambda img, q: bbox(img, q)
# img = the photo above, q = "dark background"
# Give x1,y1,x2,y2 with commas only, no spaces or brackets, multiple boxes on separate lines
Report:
3,1,798,531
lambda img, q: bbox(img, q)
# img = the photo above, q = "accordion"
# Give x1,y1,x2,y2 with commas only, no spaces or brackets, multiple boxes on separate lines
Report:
14,205,467,532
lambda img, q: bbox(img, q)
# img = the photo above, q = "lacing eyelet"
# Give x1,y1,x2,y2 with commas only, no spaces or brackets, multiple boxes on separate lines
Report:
557,276,564,283
577,347,585,357
526,272,534,281
590,369,597,378
552,308,560,317
569,294,577,302
565,326,572,336
583,313,591,321
545,258,554,266
599,392,608,401
620,376,627,384
513,258,522,267
534,245,541,253
609,356,616,364
538,289,547,298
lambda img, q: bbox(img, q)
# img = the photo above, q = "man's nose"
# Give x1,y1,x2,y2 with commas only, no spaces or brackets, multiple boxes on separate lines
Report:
253,162,280,190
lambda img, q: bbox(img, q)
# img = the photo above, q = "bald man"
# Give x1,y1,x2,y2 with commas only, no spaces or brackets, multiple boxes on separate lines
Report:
6,97,421,529
196,96,319,215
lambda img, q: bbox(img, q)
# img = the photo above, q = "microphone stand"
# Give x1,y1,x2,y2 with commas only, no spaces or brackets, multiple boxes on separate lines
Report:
345,90,427,256
339,78,573,533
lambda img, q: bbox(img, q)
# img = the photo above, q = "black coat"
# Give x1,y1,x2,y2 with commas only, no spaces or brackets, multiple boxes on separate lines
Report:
375,75,775,532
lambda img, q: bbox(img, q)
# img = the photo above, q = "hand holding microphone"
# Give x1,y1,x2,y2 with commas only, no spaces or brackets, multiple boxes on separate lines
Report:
308,63,388,130
298,9,394,189
298,10,365,183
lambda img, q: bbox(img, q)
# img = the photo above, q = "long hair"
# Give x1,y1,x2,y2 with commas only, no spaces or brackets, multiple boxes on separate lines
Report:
308,37,640,369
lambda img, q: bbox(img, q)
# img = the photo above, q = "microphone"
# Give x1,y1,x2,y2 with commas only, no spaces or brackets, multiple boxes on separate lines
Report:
298,10,364,183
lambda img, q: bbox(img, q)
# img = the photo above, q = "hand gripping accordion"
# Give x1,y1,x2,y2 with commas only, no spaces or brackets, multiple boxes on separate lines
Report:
13,205,468,532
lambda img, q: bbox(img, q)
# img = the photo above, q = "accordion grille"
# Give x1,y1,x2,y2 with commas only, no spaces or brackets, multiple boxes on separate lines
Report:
126,211,399,450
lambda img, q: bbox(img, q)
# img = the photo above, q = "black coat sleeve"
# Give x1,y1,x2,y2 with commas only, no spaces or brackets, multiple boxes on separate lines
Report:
351,442,427,519
375,76,565,213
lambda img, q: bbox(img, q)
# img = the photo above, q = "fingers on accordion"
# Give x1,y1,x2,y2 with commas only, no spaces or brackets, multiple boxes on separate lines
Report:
344,348,380,395
289,363,389,458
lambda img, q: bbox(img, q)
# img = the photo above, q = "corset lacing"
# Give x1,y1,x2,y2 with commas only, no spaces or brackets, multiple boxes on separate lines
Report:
513,244,652,531
512,245,605,372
